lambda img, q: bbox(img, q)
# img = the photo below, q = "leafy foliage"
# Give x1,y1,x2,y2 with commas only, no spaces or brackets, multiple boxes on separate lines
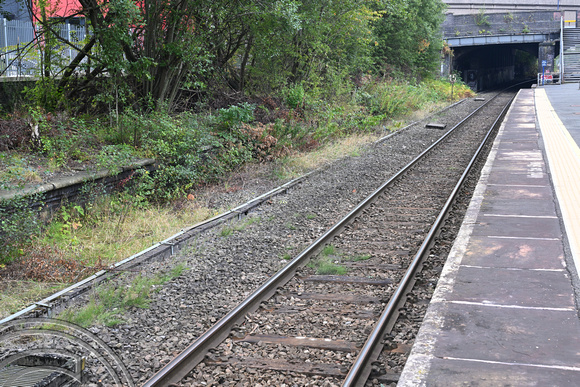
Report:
285,84,305,109
371,0,445,77
19,0,448,112
0,196,43,263
217,103,256,130
475,8,491,27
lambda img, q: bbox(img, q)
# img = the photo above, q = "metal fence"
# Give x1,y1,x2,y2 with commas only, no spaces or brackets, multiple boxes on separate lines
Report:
0,18,88,77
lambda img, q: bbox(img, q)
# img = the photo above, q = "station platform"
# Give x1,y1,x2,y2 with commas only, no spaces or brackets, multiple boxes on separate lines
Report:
398,87,580,386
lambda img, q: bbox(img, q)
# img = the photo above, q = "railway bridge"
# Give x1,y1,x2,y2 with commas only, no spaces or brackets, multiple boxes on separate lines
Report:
442,0,580,89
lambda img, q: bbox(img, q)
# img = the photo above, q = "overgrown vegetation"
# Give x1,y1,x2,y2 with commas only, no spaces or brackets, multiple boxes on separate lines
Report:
0,77,473,271
0,0,479,318
4,0,452,113
475,8,491,27
0,195,44,263
59,263,186,327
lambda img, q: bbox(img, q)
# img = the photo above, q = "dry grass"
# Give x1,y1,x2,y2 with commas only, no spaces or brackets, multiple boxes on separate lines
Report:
406,101,449,122
0,280,66,319
0,200,216,319
63,200,217,267
273,133,383,179
0,130,395,320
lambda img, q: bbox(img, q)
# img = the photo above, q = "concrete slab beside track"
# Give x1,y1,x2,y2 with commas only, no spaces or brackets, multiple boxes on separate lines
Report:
399,87,580,386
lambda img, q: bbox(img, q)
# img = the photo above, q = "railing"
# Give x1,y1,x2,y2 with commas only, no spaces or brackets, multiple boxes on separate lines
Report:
537,72,560,85
0,18,88,77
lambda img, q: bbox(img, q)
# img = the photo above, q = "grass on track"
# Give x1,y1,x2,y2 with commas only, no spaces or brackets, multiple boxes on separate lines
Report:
0,133,383,319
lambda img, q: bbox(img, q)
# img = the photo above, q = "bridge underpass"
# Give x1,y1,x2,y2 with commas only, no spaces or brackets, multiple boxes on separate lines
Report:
441,4,580,89
452,42,551,90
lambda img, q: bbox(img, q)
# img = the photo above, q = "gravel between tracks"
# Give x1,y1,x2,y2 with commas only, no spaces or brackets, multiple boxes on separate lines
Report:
59,97,490,386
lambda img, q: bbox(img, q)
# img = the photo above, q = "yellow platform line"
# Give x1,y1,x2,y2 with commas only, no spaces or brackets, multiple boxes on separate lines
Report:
535,88,580,272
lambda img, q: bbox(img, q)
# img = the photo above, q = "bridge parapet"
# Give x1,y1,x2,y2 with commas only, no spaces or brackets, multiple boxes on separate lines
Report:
443,0,580,15
443,10,560,40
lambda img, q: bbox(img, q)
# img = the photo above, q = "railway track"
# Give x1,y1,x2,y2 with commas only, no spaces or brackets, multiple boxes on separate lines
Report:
143,91,516,386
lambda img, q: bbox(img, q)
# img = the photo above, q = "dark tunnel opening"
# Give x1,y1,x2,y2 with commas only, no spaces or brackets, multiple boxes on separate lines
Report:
452,41,560,91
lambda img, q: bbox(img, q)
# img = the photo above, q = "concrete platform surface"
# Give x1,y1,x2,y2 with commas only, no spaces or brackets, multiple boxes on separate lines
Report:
398,88,580,386
543,83,580,148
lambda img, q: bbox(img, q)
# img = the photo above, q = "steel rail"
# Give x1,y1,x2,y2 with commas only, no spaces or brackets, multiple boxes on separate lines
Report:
342,92,516,386
142,94,505,387
1,97,455,326
0,98,467,327
0,169,317,326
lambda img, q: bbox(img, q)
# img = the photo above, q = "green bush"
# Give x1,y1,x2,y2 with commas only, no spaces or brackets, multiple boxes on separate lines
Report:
356,78,468,118
140,113,210,199
0,196,43,264
132,110,254,200
24,79,63,112
217,103,255,130
285,84,305,109
95,144,137,174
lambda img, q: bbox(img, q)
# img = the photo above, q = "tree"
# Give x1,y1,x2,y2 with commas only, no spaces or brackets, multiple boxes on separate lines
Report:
29,0,214,110
371,0,445,77
24,0,445,112
243,0,380,92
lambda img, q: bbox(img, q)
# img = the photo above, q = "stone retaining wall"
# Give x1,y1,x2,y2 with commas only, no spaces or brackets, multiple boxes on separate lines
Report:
444,10,560,39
